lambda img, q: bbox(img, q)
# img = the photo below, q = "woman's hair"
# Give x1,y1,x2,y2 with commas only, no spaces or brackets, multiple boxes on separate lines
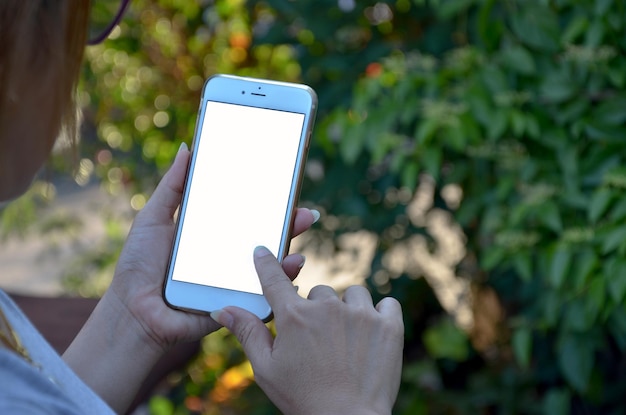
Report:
0,1,90,152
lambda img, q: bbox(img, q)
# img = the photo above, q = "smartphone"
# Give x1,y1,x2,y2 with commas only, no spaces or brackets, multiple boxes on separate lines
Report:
163,74,317,320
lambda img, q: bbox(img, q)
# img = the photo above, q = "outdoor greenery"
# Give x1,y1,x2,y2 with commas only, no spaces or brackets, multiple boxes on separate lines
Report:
3,0,626,413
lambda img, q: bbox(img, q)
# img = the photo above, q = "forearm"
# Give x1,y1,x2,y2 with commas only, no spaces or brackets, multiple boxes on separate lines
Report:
310,411,388,415
299,403,391,415
62,290,163,414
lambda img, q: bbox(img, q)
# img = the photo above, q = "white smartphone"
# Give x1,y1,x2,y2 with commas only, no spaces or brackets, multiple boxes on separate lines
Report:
163,74,317,320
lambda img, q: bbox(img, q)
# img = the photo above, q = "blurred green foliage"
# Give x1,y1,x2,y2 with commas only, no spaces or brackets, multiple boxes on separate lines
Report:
291,0,626,413
4,0,626,413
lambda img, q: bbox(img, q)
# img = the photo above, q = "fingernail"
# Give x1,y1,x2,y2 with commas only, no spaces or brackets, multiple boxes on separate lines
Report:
178,141,188,153
310,209,321,224
210,309,233,327
254,246,272,258
298,255,306,268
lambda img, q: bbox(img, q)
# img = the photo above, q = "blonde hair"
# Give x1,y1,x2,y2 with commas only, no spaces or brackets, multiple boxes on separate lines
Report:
0,1,90,153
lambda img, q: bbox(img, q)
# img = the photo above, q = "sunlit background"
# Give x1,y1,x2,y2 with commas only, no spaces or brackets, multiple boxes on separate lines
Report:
1,0,626,414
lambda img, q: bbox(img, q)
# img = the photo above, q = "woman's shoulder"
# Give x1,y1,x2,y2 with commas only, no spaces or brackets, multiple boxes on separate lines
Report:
0,349,85,414
0,288,22,316
0,289,52,360
0,289,114,414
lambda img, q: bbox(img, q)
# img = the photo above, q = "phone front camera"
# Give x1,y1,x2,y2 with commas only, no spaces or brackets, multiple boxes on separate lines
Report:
241,90,245,94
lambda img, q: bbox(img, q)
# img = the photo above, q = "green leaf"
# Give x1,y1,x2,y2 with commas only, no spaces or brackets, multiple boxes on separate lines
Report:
496,176,515,201
601,225,626,254
542,388,571,415
510,202,531,226
586,277,605,325
477,0,502,51
402,162,419,191
501,45,535,75
555,98,588,124
572,249,597,291
549,245,572,289
607,10,623,31
542,290,562,328
557,333,594,393
564,299,594,331
541,73,576,103
423,319,469,361
525,115,540,139
513,253,533,281
149,396,175,415
459,112,482,144
511,7,559,52
482,65,508,94
584,122,626,142
555,138,579,190
443,123,465,151
608,197,626,221
437,0,475,19
561,16,588,44
540,201,562,232
339,124,363,164
609,306,626,351
467,94,492,126
595,0,613,16
593,95,626,126
482,247,506,270
487,109,507,140
583,154,620,186
371,132,402,163
416,118,439,144
606,259,626,303
512,327,532,368
510,110,525,137
588,188,613,223
421,147,441,180
608,66,626,88
585,18,605,48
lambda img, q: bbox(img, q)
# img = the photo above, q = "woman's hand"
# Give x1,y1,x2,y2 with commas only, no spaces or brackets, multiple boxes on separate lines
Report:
212,246,404,415
63,145,318,413
109,145,318,351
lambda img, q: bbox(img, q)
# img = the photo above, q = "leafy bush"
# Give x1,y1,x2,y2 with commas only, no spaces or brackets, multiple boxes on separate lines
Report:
257,0,626,412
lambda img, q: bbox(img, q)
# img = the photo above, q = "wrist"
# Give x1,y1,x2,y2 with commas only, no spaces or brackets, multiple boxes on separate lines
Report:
63,289,163,413
294,400,391,415
103,288,167,355
309,410,387,415
324,412,385,415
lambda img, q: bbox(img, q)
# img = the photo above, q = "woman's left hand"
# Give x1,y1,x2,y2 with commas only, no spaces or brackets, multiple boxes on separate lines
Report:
63,145,317,413
110,145,317,352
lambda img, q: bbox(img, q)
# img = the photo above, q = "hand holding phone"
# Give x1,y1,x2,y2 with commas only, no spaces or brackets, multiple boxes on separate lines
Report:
70,146,319,413
163,75,317,319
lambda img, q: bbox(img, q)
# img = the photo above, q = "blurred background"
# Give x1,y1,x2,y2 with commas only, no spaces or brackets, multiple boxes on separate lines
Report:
1,0,626,413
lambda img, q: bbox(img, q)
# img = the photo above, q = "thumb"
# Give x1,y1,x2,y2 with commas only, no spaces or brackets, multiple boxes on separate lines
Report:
211,307,273,366
138,142,190,225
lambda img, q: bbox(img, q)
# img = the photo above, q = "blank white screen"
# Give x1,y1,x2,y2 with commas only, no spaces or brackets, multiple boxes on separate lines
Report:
172,101,305,294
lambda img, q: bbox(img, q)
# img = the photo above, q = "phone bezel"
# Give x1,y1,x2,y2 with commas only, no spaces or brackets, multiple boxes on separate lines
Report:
163,74,317,321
